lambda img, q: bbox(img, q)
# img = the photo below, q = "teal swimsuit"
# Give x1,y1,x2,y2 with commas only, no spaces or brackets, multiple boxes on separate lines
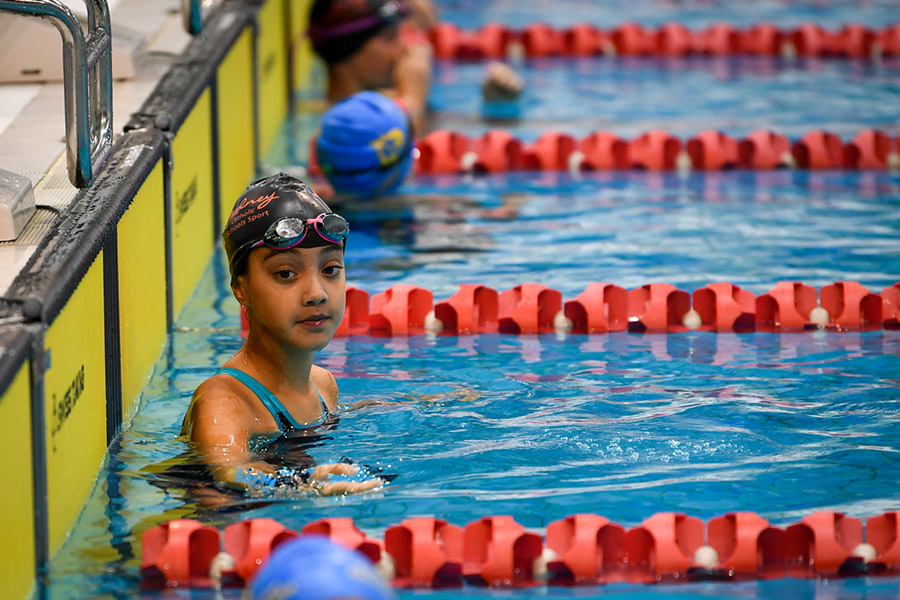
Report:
218,367,331,433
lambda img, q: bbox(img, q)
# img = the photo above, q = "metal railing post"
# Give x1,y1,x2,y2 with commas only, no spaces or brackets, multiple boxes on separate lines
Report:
0,0,113,188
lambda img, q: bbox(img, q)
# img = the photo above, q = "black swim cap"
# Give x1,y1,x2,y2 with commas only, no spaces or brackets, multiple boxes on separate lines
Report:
222,173,344,281
309,0,411,64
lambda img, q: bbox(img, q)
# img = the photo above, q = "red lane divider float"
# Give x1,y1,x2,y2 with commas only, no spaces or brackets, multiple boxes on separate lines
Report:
141,510,900,589
463,516,544,586
626,512,705,582
545,513,628,584
303,517,384,563
141,519,222,589
308,128,900,175
692,282,756,332
705,512,782,579
385,517,464,587
239,281,900,339
433,283,499,335
563,282,628,334
627,283,691,333
426,22,900,60
883,282,900,329
498,283,563,334
369,284,434,337
738,130,792,169
222,518,299,585
413,129,899,174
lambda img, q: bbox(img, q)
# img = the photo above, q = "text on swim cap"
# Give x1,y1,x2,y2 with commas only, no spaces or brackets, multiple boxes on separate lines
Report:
235,191,279,211
225,210,269,237
226,191,280,233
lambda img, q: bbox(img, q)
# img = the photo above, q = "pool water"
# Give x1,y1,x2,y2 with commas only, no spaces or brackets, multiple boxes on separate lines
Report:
280,53,900,168
45,170,900,598
429,57,900,140
44,0,900,596
341,171,900,297
430,0,900,30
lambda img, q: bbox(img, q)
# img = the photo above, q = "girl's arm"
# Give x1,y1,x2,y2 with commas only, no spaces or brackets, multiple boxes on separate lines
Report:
185,381,381,495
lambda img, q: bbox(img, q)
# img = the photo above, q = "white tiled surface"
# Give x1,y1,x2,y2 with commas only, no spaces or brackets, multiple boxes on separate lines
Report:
0,85,40,132
0,0,189,296
59,0,127,19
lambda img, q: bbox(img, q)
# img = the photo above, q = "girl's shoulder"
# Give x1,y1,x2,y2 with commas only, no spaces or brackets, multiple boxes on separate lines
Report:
194,371,254,404
184,373,257,431
310,365,339,412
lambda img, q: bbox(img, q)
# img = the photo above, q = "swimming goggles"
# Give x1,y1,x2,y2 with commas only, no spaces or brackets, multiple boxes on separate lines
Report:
251,213,349,250
310,0,411,43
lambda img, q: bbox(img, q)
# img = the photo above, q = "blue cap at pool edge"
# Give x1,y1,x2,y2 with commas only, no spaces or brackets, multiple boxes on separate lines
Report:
247,535,395,600
316,91,414,198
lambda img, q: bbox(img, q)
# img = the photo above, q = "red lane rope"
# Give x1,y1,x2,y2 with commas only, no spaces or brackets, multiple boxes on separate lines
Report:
427,22,900,60
141,510,900,589
308,129,900,174
238,281,900,338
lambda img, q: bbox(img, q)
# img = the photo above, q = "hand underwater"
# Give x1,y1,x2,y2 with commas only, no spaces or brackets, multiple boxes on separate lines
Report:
310,462,386,496
233,462,385,496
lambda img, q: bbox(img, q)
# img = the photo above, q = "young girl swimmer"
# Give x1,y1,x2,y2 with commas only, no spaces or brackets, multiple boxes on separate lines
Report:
181,173,382,496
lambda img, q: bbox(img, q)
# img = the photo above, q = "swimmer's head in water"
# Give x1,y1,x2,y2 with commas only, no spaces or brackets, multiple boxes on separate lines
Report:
248,535,394,600
223,173,349,281
309,0,412,65
315,91,414,198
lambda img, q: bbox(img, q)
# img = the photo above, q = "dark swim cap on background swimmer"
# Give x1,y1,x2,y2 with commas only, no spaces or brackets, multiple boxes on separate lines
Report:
222,173,349,280
315,91,414,198
247,536,394,600
309,0,412,64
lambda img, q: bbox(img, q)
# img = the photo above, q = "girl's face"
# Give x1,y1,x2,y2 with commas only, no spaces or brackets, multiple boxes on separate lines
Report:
234,244,346,352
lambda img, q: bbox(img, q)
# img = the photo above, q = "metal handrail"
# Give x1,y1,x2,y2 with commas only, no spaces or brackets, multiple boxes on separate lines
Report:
182,0,221,35
0,0,113,188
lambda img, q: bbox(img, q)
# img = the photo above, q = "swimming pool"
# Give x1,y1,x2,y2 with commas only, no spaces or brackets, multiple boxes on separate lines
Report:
44,168,900,598
40,1,900,597
430,0,900,30
428,57,900,140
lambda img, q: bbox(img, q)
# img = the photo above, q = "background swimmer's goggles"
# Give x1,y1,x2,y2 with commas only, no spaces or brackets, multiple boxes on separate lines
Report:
250,214,349,250
309,0,411,43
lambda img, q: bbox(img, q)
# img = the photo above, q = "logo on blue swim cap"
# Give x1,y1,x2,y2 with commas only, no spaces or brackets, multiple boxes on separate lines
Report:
248,536,394,600
370,126,407,167
316,91,414,198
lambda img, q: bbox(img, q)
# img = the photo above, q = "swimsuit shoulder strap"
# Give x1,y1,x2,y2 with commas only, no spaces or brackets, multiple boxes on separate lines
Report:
217,367,303,432
310,380,332,425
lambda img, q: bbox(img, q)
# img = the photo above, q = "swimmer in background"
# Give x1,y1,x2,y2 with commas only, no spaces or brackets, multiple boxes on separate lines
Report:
308,0,524,136
314,91,526,226
181,173,382,496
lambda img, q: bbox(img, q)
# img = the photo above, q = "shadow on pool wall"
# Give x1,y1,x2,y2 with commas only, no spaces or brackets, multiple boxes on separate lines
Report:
0,0,316,597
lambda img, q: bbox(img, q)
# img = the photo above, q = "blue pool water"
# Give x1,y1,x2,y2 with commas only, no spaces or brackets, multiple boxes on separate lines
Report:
283,55,900,165
342,171,900,297
429,57,900,140
45,1,900,597
46,170,900,598
431,0,900,30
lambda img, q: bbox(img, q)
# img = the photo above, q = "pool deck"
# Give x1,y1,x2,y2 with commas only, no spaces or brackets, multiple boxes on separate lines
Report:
0,0,190,294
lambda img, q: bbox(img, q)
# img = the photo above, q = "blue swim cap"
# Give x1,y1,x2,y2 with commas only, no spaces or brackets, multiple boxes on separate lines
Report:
316,91,414,198
248,535,394,600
